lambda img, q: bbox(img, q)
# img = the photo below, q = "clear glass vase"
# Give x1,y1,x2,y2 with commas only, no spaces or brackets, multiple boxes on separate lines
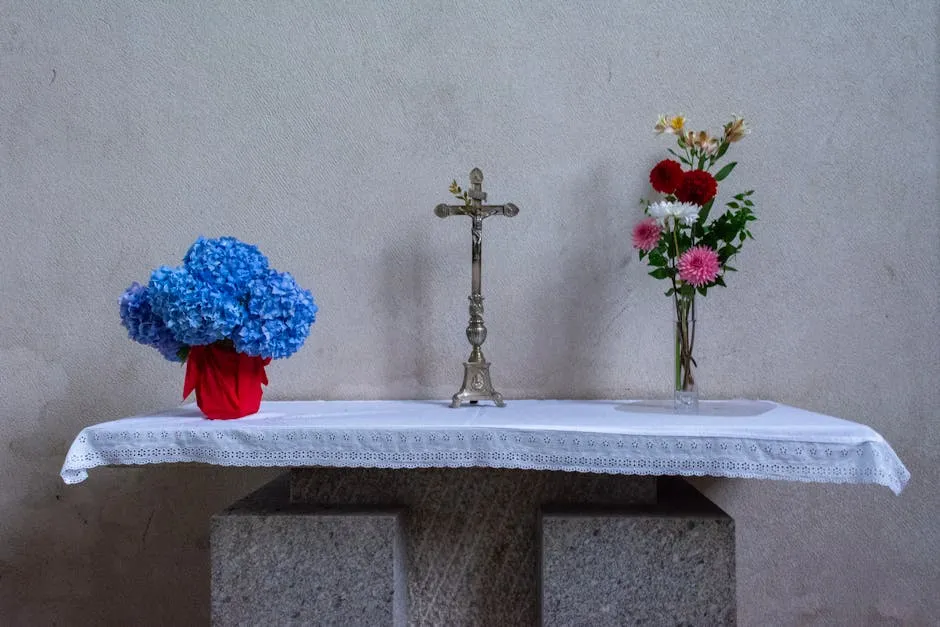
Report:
674,297,698,413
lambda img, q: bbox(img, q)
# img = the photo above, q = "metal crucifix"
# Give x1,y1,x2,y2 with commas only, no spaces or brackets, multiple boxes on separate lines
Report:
435,168,519,408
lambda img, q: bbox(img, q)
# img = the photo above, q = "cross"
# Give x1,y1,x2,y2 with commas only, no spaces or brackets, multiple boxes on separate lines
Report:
435,167,519,408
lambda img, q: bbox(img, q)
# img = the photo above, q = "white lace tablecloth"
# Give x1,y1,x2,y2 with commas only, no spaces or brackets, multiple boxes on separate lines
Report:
60,400,910,494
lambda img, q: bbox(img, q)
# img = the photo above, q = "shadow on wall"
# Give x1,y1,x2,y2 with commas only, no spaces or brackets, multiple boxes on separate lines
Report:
0,350,281,625
379,233,438,398
531,163,636,398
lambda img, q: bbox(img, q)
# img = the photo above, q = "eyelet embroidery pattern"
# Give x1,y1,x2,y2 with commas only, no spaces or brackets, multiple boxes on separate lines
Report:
60,424,909,494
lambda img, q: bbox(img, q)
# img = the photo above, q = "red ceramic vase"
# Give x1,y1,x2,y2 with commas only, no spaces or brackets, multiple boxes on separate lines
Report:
183,344,271,420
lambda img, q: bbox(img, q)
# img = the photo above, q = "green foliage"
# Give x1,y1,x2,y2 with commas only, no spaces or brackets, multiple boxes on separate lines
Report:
449,180,472,207
713,161,736,182
713,141,730,161
668,148,691,166
693,199,716,233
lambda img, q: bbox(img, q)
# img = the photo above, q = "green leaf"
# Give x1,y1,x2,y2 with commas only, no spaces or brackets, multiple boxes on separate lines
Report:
648,250,666,266
667,148,691,166
726,202,740,209
724,265,737,272
649,268,670,280
713,161,737,182
714,141,730,160
638,250,647,260
696,199,715,226
696,286,707,296
714,275,727,287
664,288,676,297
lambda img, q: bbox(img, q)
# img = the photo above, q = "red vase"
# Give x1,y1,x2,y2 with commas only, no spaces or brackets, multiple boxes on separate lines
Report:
183,344,271,420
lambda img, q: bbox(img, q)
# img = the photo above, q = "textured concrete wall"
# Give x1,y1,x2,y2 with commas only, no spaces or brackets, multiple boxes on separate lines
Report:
1,1,936,624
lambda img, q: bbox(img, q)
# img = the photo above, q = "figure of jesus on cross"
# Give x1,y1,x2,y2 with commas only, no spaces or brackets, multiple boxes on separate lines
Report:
435,168,519,408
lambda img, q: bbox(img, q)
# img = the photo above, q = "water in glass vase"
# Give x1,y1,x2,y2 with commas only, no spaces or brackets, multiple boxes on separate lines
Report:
674,298,698,413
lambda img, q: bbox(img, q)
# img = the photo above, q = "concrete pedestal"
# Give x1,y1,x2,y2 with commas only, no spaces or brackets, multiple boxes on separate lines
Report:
211,476,407,626
291,467,656,626
210,470,735,625
540,483,736,626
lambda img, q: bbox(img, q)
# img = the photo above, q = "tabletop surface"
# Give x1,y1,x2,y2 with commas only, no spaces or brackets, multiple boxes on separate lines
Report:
60,399,910,494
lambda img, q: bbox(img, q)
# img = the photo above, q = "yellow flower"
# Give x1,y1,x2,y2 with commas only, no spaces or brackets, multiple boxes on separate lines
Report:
449,180,461,195
724,116,749,143
655,114,686,135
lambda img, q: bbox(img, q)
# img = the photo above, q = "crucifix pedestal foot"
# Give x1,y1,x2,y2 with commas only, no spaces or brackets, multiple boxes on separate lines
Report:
451,360,505,408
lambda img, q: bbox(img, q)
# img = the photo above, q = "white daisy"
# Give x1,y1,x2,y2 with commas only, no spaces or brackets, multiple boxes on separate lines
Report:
647,201,700,226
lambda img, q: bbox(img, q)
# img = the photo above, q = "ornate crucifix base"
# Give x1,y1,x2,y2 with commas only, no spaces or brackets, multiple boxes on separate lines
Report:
452,356,504,408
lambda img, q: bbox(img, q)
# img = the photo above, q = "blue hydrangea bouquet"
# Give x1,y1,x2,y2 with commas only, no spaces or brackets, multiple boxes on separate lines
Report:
119,236,317,419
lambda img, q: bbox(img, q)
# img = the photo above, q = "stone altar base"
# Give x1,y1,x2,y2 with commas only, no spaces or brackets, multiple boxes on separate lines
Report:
211,475,407,625
540,484,736,625
211,469,735,626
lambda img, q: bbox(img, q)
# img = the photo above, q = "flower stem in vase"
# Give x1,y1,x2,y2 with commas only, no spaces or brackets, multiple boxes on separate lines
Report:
674,296,698,413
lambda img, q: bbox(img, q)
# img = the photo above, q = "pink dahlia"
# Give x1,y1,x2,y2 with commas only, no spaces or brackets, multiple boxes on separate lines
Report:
677,246,720,286
632,218,662,251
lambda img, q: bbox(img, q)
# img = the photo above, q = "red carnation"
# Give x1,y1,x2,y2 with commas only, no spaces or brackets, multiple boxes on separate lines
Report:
675,169,717,206
649,159,685,194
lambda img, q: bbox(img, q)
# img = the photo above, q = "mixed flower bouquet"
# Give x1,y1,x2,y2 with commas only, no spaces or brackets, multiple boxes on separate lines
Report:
632,114,756,410
119,236,318,418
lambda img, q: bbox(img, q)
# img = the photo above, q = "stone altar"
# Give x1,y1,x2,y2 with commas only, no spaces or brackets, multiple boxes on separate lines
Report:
211,469,734,626
61,399,908,625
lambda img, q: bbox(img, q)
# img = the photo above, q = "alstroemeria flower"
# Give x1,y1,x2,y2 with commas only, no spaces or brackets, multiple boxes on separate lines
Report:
694,131,719,154
655,114,686,135
724,116,749,143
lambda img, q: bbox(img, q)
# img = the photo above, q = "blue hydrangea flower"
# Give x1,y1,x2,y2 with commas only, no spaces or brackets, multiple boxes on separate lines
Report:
234,269,318,359
121,237,316,361
148,265,245,347
119,282,185,362
183,236,269,296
